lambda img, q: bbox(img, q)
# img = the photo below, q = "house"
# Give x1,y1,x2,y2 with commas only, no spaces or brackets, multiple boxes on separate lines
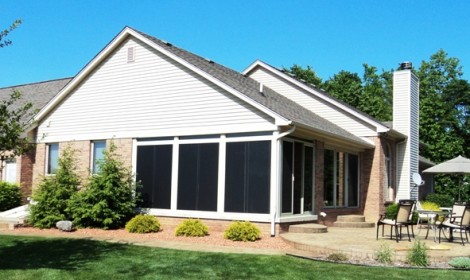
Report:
2,27,425,235
0,78,72,200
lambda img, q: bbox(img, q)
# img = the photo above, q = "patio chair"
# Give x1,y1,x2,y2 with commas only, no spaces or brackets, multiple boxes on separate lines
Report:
438,204,470,245
377,200,415,242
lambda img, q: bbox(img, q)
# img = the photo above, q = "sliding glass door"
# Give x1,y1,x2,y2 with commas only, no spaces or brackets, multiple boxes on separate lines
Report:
281,140,315,215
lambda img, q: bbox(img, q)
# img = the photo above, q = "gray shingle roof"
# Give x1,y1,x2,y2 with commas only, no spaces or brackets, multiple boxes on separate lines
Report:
0,78,72,118
135,28,371,147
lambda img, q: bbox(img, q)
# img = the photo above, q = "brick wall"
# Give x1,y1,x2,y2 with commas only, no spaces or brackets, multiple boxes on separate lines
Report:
156,216,276,235
31,138,134,192
19,150,35,202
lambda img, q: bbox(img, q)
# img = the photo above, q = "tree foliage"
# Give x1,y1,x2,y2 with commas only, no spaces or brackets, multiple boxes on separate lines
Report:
287,49,470,200
68,143,139,229
0,19,21,48
0,182,22,211
0,20,34,165
0,90,35,162
283,64,323,88
29,147,81,228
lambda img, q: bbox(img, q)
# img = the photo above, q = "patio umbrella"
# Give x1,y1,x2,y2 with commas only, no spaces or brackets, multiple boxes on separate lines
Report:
423,155,470,201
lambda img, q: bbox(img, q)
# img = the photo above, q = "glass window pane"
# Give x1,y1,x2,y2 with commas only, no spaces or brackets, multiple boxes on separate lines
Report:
303,146,314,212
323,149,335,207
347,154,359,207
92,141,106,174
48,143,59,174
282,141,293,213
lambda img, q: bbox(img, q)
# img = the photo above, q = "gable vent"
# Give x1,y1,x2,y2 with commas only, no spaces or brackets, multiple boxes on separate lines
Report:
127,47,135,63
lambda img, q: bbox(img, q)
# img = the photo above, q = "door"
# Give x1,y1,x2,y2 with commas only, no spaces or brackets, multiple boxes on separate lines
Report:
3,159,17,183
281,141,315,215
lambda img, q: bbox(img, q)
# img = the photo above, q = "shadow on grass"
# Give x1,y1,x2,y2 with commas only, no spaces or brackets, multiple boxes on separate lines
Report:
0,235,130,271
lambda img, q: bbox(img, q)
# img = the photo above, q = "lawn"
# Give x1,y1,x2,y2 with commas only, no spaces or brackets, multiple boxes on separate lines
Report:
0,235,466,280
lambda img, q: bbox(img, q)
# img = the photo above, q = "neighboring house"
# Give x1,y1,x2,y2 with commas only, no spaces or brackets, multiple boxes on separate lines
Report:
0,78,72,199
3,27,428,234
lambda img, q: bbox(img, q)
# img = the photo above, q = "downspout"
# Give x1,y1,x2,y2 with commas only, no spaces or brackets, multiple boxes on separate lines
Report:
270,125,296,237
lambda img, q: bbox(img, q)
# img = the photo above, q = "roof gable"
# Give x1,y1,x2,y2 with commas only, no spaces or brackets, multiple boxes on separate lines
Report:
243,60,390,133
30,27,372,148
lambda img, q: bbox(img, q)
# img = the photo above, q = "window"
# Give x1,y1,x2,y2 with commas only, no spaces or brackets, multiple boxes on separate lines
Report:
324,150,359,207
384,143,393,201
47,143,59,174
177,143,219,211
281,140,315,214
225,141,271,214
92,141,106,174
136,145,172,209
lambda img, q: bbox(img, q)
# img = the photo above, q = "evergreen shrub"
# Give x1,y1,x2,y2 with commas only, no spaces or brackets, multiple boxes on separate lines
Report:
425,193,454,207
223,221,261,242
29,147,80,228
0,182,22,211
68,143,139,229
175,219,209,237
125,214,160,233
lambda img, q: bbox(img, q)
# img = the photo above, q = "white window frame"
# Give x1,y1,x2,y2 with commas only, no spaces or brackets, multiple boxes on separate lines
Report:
46,143,59,175
90,140,106,174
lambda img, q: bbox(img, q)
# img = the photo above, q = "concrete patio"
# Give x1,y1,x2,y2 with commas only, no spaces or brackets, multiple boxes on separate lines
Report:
281,226,470,263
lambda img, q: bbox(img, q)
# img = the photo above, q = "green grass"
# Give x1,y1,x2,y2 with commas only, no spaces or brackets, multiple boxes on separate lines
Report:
0,235,467,280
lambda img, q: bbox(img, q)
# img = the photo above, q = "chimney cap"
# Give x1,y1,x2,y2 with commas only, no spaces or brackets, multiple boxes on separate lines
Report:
400,61,412,70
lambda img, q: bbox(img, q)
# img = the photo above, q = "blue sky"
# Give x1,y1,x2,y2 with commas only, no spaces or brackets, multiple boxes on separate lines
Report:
1,0,470,88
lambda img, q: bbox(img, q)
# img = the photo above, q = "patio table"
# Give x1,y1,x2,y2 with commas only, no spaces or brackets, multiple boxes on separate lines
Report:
416,210,450,242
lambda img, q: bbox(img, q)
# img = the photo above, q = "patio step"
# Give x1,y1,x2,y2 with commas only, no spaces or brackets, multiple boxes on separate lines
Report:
333,215,375,228
288,223,328,234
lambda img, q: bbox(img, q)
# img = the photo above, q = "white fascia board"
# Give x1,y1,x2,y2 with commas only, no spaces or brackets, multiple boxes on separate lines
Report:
126,29,291,126
32,27,133,126
243,60,390,133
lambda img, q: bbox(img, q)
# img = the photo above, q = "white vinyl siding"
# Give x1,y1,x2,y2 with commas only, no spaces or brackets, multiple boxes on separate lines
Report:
37,38,275,143
393,70,419,200
248,67,378,137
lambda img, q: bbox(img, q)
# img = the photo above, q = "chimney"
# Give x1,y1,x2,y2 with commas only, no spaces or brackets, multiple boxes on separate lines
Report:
393,62,420,201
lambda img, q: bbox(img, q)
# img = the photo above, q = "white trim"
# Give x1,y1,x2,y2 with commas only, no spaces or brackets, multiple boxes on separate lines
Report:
131,139,137,179
217,135,227,213
170,137,179,211
35,125,279,143
243,60,390,133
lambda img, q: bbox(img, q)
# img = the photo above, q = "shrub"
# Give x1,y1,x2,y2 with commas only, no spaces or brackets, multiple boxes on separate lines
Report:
406,240,429,267
29,147,80,228
175,219,209,237
421,201,440,211
385,203,398,219
68,143,139,229
125,214,160,233
449,257,470,269
425,193,453,207
327,253,349,262
0,182,22,211
224,221,261,242
375,241,394,264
